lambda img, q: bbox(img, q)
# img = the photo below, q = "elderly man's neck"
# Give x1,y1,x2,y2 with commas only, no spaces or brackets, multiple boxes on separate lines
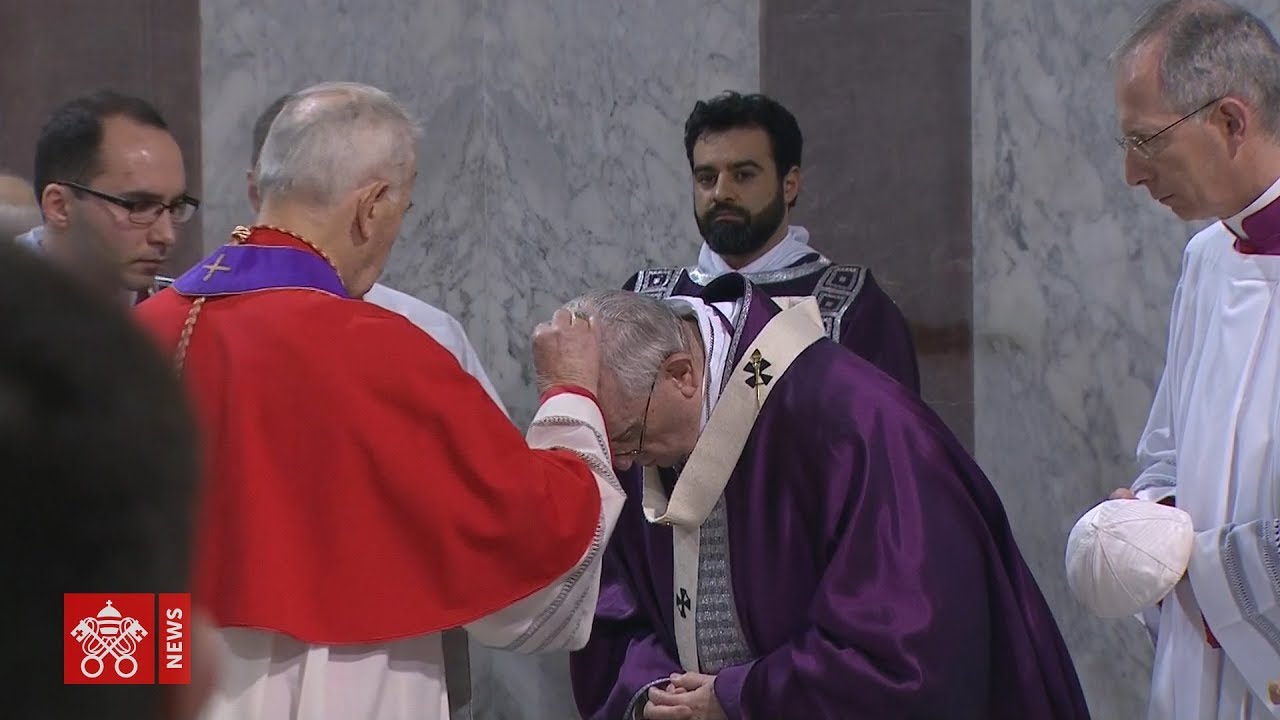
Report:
1223,141,1280,218
256,200,360,290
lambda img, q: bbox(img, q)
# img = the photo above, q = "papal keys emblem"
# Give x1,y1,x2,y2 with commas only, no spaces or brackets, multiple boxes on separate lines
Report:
69,600,149,678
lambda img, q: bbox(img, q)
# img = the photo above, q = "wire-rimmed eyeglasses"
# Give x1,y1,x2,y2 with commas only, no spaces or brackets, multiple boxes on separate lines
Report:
1116,97,1221,160
612,373,658,460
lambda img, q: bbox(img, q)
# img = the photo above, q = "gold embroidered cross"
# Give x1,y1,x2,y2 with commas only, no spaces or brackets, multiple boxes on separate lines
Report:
743,349,773,405
201,253,232,281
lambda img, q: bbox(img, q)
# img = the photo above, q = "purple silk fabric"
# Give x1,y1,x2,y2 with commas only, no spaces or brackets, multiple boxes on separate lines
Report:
1237,192,1280,255
571,275,1089,720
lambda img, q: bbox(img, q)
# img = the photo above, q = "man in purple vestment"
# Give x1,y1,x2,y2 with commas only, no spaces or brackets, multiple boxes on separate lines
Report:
624,91,919,393
566,275,1089,720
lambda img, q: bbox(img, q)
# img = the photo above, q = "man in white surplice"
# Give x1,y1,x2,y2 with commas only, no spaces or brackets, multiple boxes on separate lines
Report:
1109,2,1280,717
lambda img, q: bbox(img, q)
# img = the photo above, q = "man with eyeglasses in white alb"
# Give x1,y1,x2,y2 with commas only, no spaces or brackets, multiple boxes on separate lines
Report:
15,90,199,305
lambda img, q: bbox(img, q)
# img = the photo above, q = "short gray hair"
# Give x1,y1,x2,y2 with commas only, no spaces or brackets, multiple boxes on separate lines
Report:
564,290,693,400
1113,0,1280,137
255,82,422,204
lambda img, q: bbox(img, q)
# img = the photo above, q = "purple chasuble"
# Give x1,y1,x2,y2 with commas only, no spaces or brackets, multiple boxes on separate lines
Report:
624,256,920,393
571,274,1090,720
1234,190,1280,256
171,228,350,299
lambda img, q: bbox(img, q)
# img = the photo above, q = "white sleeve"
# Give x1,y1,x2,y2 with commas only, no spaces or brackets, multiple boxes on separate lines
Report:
1187,519,1280,705
445,316,509,419
1132,364,1177,504
1133,274,1185,505
463,392,625,653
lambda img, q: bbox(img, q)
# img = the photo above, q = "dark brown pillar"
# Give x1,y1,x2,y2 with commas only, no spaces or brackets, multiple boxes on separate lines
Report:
0,0,203,272
760,0,973,446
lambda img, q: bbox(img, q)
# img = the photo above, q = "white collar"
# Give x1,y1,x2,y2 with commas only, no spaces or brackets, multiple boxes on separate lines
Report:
1223,175,1280,238
694,225,819,279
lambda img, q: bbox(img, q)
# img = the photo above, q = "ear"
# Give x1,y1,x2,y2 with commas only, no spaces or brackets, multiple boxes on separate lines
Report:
1216,98,1249,145
353,181,391,245
40,184,72,230
782,166,801,208
664,352,700,399
246,170,261,213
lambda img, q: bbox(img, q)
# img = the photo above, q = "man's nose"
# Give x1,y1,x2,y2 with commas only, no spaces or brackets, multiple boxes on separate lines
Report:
712,175,737,203
1123,151,1151,187
149,209,178,247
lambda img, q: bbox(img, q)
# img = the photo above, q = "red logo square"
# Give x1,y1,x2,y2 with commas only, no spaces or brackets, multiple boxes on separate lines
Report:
64,593,155,684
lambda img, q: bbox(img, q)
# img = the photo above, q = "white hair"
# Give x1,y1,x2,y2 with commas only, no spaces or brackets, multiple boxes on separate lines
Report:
564,290,694,400
1113,0,1280,137
254,82,422,204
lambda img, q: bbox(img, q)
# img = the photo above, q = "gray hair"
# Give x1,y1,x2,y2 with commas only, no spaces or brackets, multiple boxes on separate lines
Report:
564,290,693,400
1113,0,1280,137
255,82,422,204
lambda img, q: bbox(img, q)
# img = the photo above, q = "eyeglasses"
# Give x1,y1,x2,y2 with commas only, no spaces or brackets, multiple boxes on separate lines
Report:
1116,97,1221,160
58,181,200,225
613,373,658,460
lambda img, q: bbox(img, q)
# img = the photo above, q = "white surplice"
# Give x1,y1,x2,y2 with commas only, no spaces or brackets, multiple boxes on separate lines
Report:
198,392,625,720
362,282,506,415
693,225,821,280
1132,177,1280,720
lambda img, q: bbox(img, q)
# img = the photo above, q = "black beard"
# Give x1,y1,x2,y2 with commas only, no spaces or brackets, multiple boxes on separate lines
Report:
696,191,786,258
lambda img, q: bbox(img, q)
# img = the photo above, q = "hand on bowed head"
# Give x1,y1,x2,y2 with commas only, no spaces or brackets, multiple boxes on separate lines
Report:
532,307,601,396
643,672,726,720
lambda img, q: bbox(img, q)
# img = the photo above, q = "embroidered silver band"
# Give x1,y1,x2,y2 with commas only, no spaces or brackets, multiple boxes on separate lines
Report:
1222,525,1280,655
1259,520,1280,634
694,496,752,672
811,264,866,341
632,267,683,299
721,283,752,384
686,257,831,286
631,262,867,344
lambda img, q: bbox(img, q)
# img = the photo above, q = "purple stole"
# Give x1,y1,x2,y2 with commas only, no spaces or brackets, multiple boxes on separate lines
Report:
1233,191,1280,256
172,237,350,299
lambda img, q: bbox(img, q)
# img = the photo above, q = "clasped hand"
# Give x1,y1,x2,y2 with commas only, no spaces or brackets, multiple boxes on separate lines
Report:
643,672,727,720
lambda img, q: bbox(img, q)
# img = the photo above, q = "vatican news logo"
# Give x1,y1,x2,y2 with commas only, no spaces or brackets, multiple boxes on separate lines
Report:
63,593,191,685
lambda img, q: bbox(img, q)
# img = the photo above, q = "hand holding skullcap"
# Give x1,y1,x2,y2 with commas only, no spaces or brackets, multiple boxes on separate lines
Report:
1065,499,1194,619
